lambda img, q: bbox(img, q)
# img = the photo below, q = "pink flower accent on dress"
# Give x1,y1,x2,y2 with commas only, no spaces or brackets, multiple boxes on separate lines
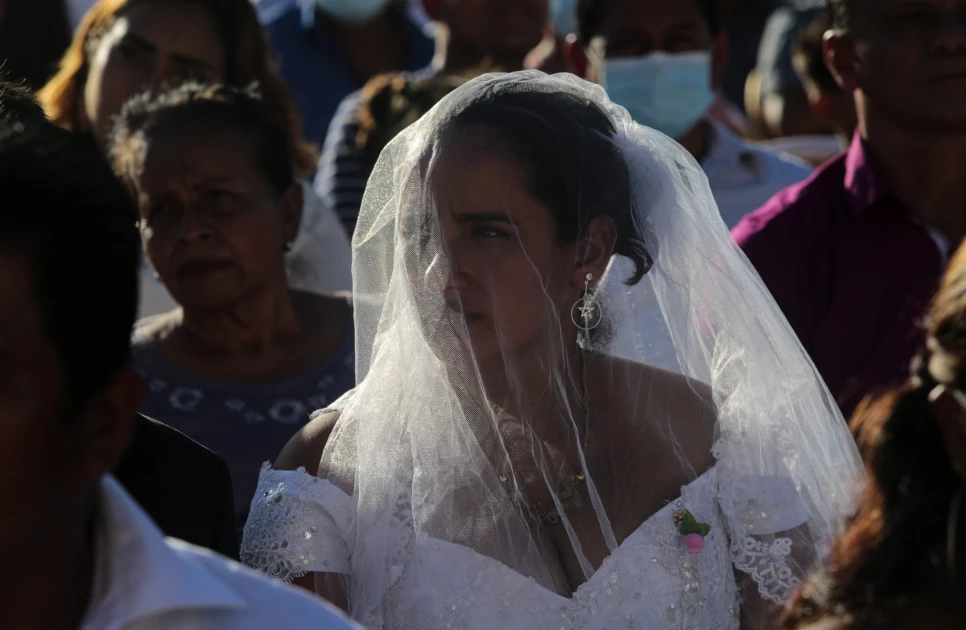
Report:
673,509,711,555
685,533,704,554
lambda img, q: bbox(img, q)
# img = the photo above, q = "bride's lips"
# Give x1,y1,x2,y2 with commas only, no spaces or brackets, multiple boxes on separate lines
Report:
177,258,233,278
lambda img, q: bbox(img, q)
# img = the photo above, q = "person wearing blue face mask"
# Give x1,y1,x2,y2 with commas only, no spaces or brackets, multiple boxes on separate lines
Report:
569,0,813,228
260,0,434,147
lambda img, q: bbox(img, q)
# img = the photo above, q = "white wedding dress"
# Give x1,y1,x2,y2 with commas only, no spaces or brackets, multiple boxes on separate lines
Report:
241,72,860,629
245,461,809,629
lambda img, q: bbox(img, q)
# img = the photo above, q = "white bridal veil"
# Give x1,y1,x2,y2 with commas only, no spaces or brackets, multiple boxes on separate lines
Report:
286,183,353,294
247,72,861,627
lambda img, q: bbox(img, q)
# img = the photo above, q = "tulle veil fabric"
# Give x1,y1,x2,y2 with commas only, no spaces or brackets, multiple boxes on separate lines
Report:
286,183,353,294
314,71,861,625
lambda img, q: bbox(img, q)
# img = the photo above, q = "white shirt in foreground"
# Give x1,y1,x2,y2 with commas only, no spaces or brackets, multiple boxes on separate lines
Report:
81,475,357,630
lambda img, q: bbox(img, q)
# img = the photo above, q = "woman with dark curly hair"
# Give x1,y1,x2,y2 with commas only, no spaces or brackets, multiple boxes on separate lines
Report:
782,242,966,630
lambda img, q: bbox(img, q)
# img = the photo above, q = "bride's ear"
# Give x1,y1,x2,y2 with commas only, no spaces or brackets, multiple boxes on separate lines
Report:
574,216,617,290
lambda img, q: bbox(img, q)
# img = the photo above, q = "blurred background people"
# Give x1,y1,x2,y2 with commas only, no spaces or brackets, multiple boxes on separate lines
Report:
262,0,434,147
353,72,469,172
782,242,966,630
251,0,296,22
0,101,355,630
524,0,579,75
1,79,239,560
753,8,858,166
542,0,748,134
573,0,812,227
110,84,355,540
318,0,547,234
65,0,96,27
756,7,857,167
733,0,966,418
745,0,831,138
718,0,779,115
0,0,72,90
420,0,545,72
791,9,855,140
38,0,351,318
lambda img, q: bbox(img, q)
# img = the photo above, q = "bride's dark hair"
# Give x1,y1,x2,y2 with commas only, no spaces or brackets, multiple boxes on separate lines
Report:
446,85,653,285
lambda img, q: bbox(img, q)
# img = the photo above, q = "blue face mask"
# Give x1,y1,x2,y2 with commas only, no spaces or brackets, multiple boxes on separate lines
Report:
310,0,391,25
602,52,715,139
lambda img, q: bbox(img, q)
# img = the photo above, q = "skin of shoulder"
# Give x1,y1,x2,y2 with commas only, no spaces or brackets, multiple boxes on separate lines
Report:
275,409,341,476
579,353,719,540
595,353,718,474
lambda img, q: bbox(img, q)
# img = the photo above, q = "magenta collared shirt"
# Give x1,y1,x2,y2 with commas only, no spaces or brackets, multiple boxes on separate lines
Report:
732,132,949,419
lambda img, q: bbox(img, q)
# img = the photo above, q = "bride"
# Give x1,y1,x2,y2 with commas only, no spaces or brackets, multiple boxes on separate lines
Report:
242,72,861,629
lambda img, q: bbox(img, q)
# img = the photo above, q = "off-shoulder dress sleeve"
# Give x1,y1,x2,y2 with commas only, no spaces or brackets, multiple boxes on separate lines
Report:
241,463,355,582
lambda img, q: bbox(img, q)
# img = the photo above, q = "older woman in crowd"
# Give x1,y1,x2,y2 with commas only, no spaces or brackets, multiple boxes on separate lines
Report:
782,242,966,630
38,0,351,317
109,83,355,539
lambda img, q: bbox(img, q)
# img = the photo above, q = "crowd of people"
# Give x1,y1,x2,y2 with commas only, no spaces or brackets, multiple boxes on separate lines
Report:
1,0,963,628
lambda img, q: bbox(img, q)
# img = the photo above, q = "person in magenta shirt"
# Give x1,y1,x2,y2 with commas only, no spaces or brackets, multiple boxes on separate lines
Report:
732,0,966,418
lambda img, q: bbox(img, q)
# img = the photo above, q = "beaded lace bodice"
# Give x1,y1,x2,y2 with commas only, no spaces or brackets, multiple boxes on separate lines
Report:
242,464,791,629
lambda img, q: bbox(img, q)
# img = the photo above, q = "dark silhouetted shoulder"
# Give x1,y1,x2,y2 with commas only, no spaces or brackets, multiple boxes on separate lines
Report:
114,414,237,559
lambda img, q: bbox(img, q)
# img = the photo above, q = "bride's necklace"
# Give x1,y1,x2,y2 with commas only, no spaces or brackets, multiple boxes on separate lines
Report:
498,352,591,525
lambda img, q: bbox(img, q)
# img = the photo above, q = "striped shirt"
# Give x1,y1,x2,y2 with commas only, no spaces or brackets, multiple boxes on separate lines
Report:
315,91,369,228
314,66,437,228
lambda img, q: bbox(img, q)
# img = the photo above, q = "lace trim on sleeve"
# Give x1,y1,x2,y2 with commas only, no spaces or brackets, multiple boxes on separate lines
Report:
713,438,814,605
241,463,355,582
729,533,803,604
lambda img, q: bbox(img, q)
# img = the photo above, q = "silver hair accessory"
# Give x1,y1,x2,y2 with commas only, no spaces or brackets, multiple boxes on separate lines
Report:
571,272,602,331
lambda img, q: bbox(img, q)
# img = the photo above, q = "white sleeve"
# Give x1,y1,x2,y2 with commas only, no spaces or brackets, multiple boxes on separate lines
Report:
714,463,815,605
242,463,355,582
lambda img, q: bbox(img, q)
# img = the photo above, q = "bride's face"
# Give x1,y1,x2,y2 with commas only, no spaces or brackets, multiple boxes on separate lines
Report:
431,132,581,369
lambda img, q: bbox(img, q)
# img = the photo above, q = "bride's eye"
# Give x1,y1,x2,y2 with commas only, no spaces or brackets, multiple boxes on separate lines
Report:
471,224,508,238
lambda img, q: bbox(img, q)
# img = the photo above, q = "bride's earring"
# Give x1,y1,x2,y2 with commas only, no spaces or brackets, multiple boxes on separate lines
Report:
571,272,602,331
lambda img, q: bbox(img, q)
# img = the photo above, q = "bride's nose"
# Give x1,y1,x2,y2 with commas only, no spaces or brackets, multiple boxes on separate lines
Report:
435,244,469,290
444,269,471,298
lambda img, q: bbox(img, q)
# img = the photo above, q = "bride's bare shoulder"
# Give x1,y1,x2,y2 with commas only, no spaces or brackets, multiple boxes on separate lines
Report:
596,354,717,469
275,410,341,476
598,354,715,417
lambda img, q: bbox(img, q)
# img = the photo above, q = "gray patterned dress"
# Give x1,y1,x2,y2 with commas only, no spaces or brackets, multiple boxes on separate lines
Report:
132,316,355,540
